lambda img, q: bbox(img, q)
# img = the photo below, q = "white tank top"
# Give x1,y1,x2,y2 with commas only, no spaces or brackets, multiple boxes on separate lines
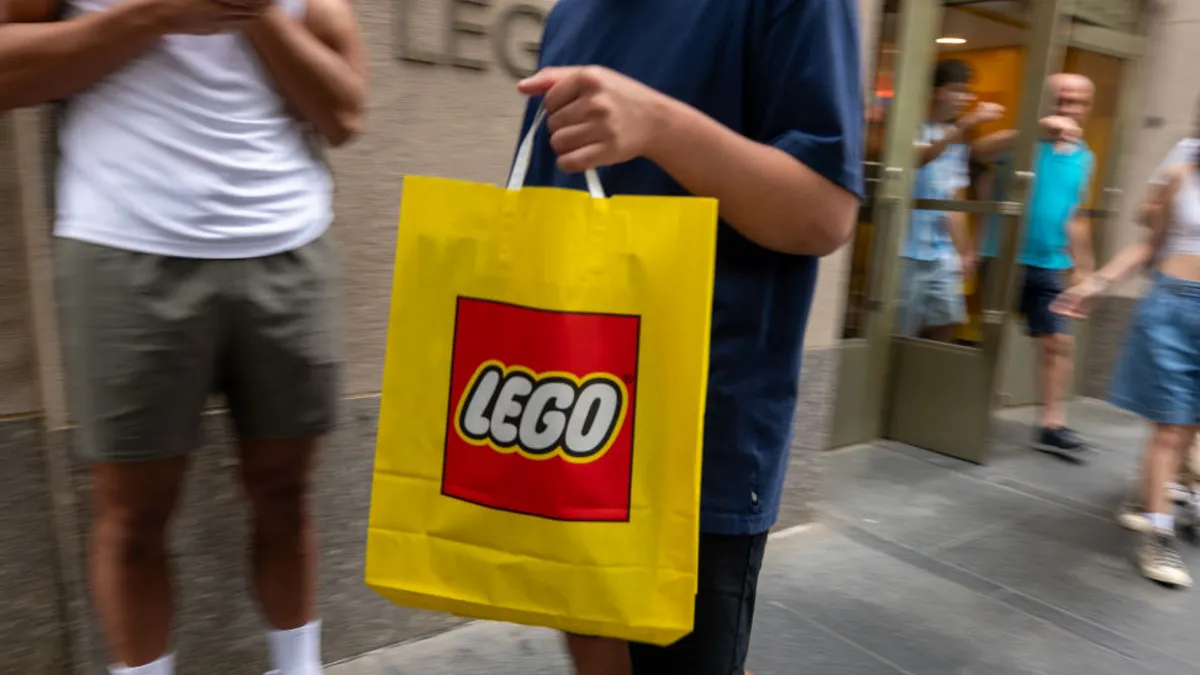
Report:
55,0,332,259
1166,166,1200,257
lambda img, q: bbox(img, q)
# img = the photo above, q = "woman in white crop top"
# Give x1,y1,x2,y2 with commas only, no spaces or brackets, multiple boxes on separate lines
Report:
1055,144,1200,590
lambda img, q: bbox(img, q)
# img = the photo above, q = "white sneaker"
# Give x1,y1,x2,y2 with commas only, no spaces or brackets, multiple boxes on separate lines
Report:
1137,529,1193,589
1117,500,1151,532
1169,482,1190,506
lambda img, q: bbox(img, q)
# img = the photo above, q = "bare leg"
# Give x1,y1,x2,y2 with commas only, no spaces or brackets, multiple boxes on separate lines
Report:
238,436,320,629
1143,425,1193,516
925,324,957,343
564,634,632,675
1183,432,1200,488
1037,333,1073,429
90,458,190,666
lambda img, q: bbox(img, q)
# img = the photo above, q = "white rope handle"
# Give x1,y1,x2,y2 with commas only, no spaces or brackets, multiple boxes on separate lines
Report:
506,106,606,199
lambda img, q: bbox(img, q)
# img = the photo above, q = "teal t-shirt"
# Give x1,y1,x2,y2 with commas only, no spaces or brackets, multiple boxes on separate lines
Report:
981,140,1094,269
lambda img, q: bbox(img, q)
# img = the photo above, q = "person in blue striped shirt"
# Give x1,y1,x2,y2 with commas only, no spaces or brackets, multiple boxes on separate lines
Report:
896,59,1004,341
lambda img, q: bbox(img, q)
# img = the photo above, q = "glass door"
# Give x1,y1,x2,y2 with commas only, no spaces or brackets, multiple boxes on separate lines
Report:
997,13,1146,404
833,0,1069,463
829,0,945,448
883,0,1070,461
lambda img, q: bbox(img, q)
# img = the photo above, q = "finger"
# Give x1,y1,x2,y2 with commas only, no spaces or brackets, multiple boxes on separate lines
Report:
517,66,577,97
214,0,264,9
218,15,259,26
546,96,605,134
1050,303,1073,318
541,70,596,115
557,143,608,174
549,122,607,157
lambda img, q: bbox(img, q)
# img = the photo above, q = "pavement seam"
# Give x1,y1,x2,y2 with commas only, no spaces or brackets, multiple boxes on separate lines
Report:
324,622,481,670
829,516,1200,674
764,599,917,675
871,440,1123,525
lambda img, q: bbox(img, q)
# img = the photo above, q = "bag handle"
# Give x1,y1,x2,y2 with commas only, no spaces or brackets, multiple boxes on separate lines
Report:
506,106,607,199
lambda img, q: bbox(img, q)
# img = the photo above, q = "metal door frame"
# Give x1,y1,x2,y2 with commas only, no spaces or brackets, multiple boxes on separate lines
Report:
880,0,1072,462
1065,9,1148,394
992,3,1148,406
829,0,945,448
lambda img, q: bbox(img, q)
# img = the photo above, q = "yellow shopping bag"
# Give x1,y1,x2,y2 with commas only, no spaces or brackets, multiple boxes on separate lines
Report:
365,108,718,645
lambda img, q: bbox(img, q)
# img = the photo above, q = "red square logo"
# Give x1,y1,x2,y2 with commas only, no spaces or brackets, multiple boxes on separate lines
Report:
442,297,640,522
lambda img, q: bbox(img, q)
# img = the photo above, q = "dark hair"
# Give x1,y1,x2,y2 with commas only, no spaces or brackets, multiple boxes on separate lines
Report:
934,59,973,89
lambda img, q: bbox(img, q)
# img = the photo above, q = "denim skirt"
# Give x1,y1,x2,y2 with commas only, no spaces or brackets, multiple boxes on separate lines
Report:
1110,272,1200,425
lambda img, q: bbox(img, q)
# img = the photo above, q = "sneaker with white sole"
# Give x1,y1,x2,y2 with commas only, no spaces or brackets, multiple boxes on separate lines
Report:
1169,482,1190,506
1137,529,1193,588
1117,500,1151,532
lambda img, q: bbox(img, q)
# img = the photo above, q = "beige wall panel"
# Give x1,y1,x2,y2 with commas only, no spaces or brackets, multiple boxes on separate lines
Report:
0,117,38,416
331,0,554,395
1107,12,1200,298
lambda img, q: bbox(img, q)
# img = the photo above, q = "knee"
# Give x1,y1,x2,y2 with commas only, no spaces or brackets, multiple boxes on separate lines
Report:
1153,426,1193,455
93,505,173,563
244,469,311,531
1042,334,1073,359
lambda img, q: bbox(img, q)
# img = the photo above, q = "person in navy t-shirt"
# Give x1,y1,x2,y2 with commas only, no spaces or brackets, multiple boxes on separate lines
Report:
512,2,864,673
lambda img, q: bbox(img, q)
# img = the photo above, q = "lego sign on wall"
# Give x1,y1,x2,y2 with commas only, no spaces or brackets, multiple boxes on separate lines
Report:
394,0,549,79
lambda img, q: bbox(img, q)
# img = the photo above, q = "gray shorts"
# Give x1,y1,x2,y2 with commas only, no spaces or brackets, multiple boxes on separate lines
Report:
56,236,343,463
895,255,967,337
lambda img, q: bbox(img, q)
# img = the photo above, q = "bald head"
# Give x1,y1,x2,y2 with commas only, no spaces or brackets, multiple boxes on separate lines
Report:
1047,73,1095,126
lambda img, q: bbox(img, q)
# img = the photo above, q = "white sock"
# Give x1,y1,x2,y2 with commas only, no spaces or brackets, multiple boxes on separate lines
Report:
110,654,175,675
1148,512,1175,532
268,620,322,675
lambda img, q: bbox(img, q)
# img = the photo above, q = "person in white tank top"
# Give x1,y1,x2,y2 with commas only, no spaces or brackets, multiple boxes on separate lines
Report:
1055,141,1200,591
0,0,366,671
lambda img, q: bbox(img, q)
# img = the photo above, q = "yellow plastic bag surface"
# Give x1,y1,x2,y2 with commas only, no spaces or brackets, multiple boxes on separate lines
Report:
365,163,718,645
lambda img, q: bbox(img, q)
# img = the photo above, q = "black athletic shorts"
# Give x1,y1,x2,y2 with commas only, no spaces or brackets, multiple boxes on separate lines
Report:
628,532,769,675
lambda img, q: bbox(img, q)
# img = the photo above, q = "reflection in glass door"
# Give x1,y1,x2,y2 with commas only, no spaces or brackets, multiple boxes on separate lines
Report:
994,18,1143,408
829,0,944,449
884,0,1072,462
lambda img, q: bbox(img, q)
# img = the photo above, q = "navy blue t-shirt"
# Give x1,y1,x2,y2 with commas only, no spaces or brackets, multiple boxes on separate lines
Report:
517,0,864,535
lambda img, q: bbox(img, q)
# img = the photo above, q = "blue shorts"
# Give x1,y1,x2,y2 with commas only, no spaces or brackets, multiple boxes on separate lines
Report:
896,256,966,336
1019,265,1069,336
1109,273,1200,425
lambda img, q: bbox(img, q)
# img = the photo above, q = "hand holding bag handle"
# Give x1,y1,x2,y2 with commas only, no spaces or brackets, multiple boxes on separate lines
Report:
506,106,607,199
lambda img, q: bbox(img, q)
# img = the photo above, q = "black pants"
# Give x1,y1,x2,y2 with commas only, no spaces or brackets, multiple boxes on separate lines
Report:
629,533,769,675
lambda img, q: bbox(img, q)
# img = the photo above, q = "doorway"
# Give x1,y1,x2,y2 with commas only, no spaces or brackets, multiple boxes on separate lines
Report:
829,0,1147,462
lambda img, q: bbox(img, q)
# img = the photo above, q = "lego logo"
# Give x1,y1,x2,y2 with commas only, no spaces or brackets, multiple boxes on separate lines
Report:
454,360,629,463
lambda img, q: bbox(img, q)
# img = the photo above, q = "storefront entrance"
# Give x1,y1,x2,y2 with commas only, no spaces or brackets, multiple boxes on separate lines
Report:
829,0,1148,461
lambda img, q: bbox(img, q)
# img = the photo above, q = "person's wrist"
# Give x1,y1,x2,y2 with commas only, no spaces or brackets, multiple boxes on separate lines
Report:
242,3,284,35
641,90,682,165
115,0,179,36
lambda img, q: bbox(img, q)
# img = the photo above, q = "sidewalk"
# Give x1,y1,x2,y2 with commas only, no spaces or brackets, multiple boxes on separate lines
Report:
330,400,1200,675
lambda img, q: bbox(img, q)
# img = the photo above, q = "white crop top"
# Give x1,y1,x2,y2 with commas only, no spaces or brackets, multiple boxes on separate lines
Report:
1166,166,1200,257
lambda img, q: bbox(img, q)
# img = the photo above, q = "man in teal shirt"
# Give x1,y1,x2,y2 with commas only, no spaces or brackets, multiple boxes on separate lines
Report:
976,73,1095,460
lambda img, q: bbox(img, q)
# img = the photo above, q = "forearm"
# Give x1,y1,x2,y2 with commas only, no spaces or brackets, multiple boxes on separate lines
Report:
1094,241,1153,285
918,124,967,167
644,96,857,256
1068,218,1095,275
949,212,970,256
243,6,363,146
971,130,1016,164
0,0,167,110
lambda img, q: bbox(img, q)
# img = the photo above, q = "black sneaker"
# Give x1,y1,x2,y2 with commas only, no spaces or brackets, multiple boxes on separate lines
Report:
1034,426,1087,461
